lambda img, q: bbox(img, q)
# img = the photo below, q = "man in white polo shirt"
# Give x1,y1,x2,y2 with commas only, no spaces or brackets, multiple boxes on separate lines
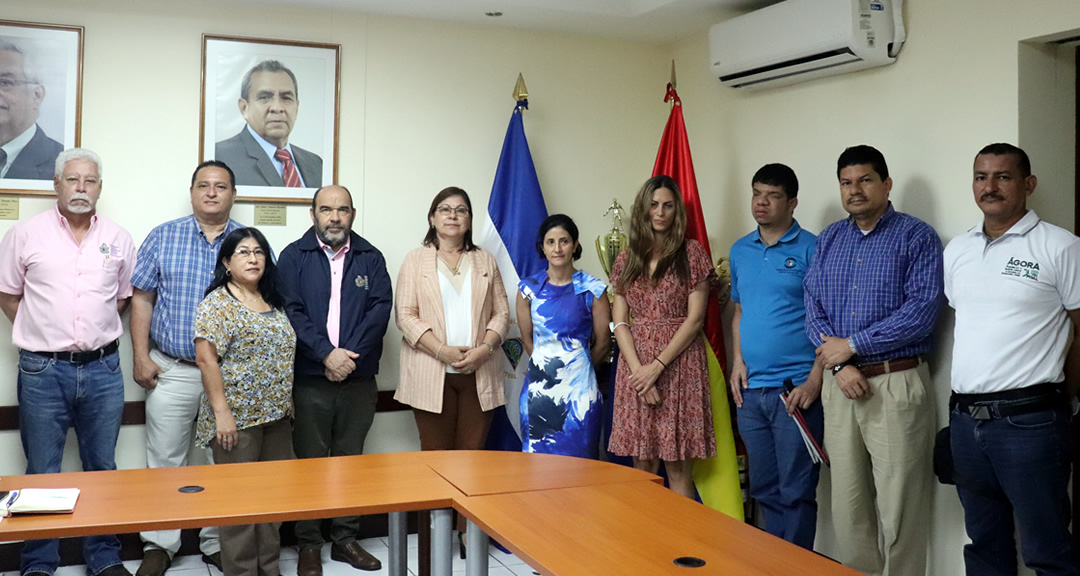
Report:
943,143,1079,576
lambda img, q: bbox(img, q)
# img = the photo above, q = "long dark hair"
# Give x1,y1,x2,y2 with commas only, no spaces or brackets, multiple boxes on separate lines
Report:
615,175,689,294
422,186,477,251
205,227,284,309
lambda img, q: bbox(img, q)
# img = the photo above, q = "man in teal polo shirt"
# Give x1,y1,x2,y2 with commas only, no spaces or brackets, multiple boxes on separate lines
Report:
729,163,824,549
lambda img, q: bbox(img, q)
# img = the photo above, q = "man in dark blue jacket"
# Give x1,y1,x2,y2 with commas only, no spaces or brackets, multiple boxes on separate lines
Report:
277,185,391,575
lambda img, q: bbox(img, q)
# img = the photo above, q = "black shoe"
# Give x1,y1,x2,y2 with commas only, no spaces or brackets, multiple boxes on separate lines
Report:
136,550,171,576
202,553,223,572
97,565,133,576
458,533,466,560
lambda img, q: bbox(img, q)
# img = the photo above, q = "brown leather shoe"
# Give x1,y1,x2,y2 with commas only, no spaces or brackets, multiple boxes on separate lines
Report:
330,541,381,571
297,545,323,576
136,549,171,576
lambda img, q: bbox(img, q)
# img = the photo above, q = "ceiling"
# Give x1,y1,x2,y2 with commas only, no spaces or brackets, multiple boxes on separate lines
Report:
226,0,781,43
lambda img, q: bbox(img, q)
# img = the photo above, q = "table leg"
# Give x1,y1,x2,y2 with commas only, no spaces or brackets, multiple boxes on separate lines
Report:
431,508,453,576
465,518,489,576
418,510,430,576
388,511,407,576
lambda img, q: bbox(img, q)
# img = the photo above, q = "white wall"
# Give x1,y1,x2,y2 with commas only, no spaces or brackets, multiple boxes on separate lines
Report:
671,1,1080,575
0,0,669,473
1,0,1078,573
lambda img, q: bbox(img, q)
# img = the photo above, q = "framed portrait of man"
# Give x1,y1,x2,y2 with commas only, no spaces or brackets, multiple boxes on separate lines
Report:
0,20,82,196
201,35,340,203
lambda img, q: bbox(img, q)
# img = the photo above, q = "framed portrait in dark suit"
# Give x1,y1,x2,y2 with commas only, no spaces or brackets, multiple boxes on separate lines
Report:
201,35,340,203
0,20,82,196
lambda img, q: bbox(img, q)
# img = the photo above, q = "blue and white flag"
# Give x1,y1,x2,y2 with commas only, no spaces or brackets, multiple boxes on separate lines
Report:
475,99,548,452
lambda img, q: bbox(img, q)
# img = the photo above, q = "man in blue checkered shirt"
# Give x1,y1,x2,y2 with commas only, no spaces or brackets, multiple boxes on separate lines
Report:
130,160,244,576
803,145,943,576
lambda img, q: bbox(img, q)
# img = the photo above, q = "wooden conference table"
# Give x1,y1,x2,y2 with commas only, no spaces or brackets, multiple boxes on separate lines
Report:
0,451,860,576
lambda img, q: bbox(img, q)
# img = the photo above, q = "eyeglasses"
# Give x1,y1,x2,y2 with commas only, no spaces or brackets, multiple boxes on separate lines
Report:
0,78,38,93
233,249,266,260
435,205,470,217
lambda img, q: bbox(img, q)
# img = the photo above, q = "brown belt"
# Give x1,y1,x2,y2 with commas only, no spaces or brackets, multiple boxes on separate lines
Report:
858,356,920,378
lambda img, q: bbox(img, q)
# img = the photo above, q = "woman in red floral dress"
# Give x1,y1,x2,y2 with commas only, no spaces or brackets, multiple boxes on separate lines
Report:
609,175,716,498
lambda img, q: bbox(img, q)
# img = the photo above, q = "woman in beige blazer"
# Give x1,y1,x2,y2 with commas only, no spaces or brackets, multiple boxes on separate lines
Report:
395,186,510,455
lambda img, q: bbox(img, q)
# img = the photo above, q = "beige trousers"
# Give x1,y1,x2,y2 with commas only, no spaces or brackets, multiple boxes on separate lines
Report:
822,362,934,576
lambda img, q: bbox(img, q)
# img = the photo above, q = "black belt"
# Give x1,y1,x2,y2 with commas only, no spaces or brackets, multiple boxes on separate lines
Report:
31,340,119,364
951,382,1066,420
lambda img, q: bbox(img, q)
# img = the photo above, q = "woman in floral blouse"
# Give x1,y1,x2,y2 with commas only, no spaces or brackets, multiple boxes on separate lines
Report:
194,227,295,576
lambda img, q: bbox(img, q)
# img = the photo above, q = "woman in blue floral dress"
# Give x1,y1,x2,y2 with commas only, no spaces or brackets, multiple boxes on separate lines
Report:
517,214,611,458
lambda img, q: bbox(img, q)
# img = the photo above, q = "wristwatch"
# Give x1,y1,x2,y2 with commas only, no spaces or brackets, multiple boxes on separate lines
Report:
832,360,853,375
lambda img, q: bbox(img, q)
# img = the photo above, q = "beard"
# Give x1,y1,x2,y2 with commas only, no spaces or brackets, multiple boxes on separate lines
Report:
316,225,348,247
66,193,94,214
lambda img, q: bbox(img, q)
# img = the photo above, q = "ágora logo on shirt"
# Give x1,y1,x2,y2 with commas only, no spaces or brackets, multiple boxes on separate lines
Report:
1002,256,1040,281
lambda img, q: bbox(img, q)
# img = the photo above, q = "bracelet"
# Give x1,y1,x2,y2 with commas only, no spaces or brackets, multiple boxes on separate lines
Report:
656,357,668,369
483,342,495,355
613,321,630,331
435,343,444,363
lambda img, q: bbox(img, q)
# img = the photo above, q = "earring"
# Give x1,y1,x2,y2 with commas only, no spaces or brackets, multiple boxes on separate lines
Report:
226,269,232,277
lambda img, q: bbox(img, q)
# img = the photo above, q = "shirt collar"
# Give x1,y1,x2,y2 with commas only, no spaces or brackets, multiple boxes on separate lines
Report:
974,209,1040,239
317,233,351,258
847,202,896,233
53,203,97,231
753,219,802,245
0,124,38,178
246,123,293,157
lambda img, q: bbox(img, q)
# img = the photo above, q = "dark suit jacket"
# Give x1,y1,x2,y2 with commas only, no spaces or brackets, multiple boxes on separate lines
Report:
3,125,63,180
214,127,323,188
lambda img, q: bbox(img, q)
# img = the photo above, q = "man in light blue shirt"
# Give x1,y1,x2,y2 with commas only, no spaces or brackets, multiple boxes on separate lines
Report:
729,163,823,550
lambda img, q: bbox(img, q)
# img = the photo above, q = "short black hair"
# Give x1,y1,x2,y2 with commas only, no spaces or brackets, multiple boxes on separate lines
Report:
976,143,1031,177
535,214,583,261
837,145,889,181
752,163,799,199
311,185,354,212
241,60,298,101
191,160,235,189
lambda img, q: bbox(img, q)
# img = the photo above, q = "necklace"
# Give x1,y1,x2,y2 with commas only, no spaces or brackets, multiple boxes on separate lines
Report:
438,253,462,276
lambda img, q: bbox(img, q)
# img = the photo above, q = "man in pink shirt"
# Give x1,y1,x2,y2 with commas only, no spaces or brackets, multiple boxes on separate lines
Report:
0,148,136,576
277,185,392,575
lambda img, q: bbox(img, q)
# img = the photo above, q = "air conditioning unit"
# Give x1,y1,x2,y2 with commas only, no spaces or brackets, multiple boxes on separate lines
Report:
709,0,905,89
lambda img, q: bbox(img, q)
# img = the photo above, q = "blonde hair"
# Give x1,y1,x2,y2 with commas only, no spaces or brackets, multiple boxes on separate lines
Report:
614,175,689,294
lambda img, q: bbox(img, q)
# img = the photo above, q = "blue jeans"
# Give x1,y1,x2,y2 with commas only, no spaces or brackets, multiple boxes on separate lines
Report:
950,405,1076,576
736,386,823,549
17,350,126,576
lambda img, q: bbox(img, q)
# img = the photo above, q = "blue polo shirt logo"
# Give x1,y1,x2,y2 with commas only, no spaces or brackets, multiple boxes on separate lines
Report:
785,258,797,269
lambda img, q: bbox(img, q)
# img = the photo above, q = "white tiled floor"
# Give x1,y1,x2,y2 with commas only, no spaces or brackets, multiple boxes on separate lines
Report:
0,534,538,576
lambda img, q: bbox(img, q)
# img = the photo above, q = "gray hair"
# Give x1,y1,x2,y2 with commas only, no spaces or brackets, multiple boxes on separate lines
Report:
240,60,298,101
54,148,103,179
0,37,42,84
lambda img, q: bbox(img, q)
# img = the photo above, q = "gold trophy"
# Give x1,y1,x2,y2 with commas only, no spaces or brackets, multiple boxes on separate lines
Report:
715,256,732,311
595,199,627,281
